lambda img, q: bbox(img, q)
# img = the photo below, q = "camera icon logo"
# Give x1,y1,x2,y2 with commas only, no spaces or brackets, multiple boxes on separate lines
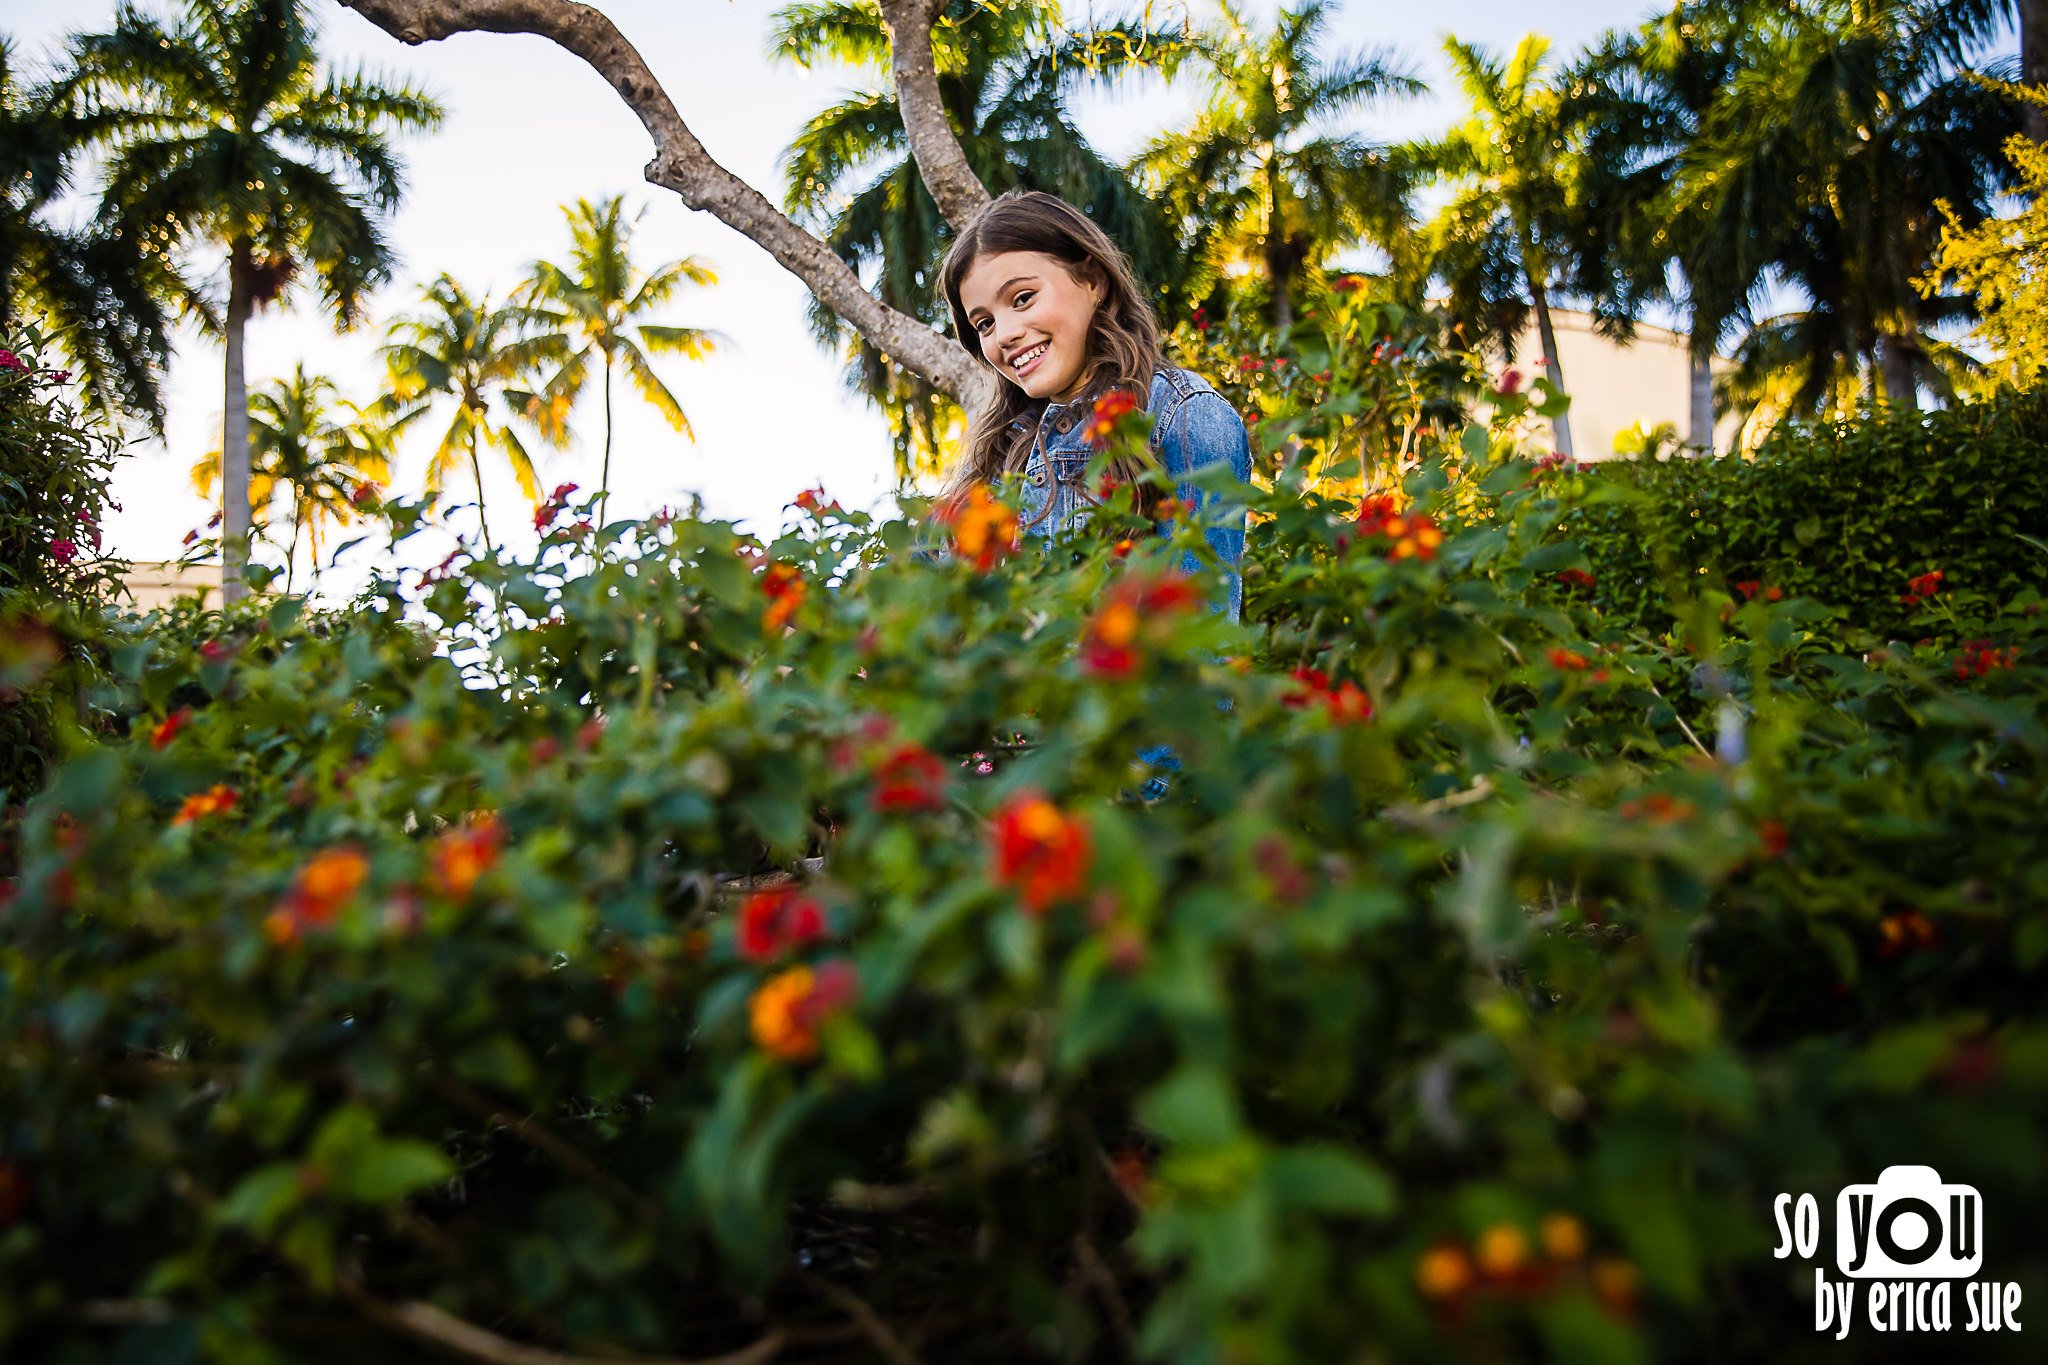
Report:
1836,1165,1983,1279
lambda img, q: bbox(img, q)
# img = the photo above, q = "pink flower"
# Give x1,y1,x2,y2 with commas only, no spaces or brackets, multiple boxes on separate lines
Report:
0,349,25,373
1496,368,1524,396
49,538,78,563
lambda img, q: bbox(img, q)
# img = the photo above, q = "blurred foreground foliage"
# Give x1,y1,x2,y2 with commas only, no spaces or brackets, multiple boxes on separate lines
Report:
2,374,2046,1365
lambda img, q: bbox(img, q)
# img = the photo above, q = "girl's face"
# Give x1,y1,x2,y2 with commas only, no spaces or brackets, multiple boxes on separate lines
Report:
957,250,1105,404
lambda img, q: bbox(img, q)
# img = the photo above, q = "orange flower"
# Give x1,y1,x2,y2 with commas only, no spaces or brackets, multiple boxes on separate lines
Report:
761,563,807,631
429,815,502,900
1415,1244,1475,1300
151,708,190,750
171,784,237,826
1080,389,1138,448
990,792,1092,913
269,845,370,944
1877,909,1939,957
1385,512,1444,561
1108,1146,1152,1204
1901,569,1944,604
749,959,859,1061
1475,1222,1530,1278
1618,791,1696,824
793,486,839,513
1591,1257,1640,1313
1081,571,1199,678
1556,568,1596,590
1539,1212,1587,1261
1548,647,1589,671
941,484,1020,571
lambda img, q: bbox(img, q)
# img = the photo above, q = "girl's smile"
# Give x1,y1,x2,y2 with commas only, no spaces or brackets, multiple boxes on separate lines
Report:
958,249,1105,403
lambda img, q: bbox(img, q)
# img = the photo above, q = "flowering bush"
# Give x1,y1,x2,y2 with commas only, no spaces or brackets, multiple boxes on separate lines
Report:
1,326,125,807
2,409,2045,1364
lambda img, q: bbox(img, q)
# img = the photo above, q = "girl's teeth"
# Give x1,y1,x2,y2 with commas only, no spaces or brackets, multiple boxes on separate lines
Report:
1015,345,1047,370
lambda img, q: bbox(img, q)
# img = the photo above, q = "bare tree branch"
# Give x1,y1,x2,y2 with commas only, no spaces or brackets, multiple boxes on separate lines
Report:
877,0,993,231
347,1286,784,1365
331,0,988,407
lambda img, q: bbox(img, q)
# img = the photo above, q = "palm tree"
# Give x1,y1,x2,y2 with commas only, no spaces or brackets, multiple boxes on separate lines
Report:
773,0,1190,475
72,0,440,602
1677,0,2017,415
0,38,179,429
1416,34,1585,457
1560,1,1771,452
519,196,724,522
1133,0,1425,335
381,273,565,556
192,364,392,593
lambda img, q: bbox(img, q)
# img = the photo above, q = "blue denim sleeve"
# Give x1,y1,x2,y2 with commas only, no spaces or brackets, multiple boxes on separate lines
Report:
1158,391,1251,621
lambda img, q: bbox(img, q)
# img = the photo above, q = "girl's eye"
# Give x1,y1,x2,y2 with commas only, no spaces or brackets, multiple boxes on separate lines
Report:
1013,290,1034,309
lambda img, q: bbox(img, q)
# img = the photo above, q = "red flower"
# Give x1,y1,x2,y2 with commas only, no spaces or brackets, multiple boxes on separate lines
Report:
49,538,77,564
1191,305,1209,331
1617,792,1696,824
1238,355,1264,373
1330,275,1364,295
1549,647,1589,671
350,481,381,508
736,886,828,962
267,846,370,944
1283,667,1373,724
991,791,1092,914
1081,571,1199,678
1734,580,1761,600
0,348,24,372
792,485,839,513
1954,639,2018,679
1495,368,1524,396
1556,568,1596,590
1901,569,1945,604
871,742,949,813
749,958,859,1061
1352,494,1400,539
151,708,191,750
1080,390,1138,448
761,562,806,631
1757,818,1790,859
1383,511,1443,562
198,640,232,663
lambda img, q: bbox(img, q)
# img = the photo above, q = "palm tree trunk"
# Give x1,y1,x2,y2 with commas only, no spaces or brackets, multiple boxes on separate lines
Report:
1528,275,1574,459
222,240,255,604
469,423,494,557
1689,348,1715,454
2025,0,2046,147
600,357,615,524
1880,334,1919,410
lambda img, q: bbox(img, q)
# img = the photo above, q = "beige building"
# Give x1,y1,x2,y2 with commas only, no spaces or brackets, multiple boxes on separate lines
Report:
120,560,220,613
1502,308,1738,459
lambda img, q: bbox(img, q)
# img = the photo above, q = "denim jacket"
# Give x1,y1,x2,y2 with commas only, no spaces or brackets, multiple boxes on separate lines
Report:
1008,365,1252,619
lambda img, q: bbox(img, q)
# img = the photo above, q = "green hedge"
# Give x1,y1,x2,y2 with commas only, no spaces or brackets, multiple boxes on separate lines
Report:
1,327,125,810
1563,389,2048,634
3,406,2044,1363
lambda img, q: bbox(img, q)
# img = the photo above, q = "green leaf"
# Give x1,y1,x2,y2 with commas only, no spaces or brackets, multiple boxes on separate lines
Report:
1262,1146,1397,1218
1139,1066,1241,1147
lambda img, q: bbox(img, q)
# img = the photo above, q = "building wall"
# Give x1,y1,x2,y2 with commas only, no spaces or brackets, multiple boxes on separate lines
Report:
121,561,219,614
1503,309,1740,459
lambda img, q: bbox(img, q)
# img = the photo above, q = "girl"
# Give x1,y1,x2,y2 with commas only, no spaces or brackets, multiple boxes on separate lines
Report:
938,190,1252,619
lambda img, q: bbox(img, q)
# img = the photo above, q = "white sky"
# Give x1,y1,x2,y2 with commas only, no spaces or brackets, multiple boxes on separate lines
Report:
0,0,1938,600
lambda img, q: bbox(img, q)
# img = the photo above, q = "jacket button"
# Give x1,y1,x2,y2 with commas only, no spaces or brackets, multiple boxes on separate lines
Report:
1029,469,1047,487
1053,414,1073,434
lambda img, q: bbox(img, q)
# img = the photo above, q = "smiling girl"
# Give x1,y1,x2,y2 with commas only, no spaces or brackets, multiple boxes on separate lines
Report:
938,190,1252,619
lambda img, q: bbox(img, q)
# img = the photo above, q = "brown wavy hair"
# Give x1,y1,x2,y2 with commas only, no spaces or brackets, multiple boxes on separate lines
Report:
938,190,1165,512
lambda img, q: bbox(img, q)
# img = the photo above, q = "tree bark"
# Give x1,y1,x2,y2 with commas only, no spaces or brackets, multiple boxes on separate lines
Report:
600,355,614,523
878,0,990,232
1879,333,1920,409
334,0,988,409
222,239,254,604
469,421,495,556
1688,347,1715,454
1528,276,1574,459
2025,0,2045,147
